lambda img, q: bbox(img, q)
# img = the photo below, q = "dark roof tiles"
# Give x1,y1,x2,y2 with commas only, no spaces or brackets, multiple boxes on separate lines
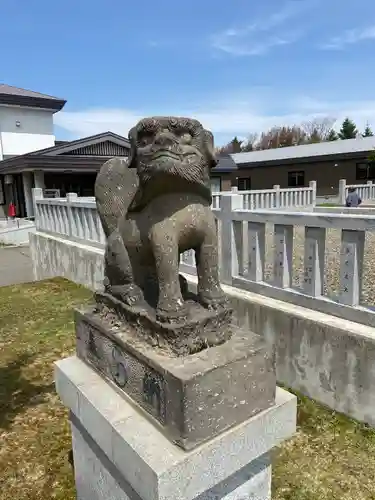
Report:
0,84,64,101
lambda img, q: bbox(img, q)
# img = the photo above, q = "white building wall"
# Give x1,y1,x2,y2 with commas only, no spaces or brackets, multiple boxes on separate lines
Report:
0,105,55,159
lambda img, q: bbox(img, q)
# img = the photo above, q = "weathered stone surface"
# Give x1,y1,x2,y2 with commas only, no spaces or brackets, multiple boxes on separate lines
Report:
95,117,230,354
75,307,276,450
94,290,232,356
55,356,297,500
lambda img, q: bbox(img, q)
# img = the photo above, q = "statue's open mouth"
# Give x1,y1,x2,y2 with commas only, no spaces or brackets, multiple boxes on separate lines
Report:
152,150,181,161
152,150,198,162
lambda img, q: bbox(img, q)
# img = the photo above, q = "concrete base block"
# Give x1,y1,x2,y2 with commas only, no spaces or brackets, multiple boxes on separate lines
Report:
55,356,296,500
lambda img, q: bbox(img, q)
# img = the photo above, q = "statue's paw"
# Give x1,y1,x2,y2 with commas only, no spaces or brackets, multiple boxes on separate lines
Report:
156,299,188,323
198,288,228,310
110,284,144,307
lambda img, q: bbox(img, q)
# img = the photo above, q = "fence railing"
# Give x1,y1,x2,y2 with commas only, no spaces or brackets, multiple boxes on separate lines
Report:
237,182,316,209
32,182,316,239
33,189,106,247
182,193,375,328
339,179,375,204
32,188,375,328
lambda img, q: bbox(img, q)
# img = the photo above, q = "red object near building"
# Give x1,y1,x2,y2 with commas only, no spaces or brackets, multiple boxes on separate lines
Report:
8,203,16,218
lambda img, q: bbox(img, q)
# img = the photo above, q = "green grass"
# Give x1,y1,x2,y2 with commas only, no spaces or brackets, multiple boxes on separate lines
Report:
0,278,375,499
317,203,340,207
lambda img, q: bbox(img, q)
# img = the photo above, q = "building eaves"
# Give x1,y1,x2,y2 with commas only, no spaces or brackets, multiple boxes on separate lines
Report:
231,136,375,166
213,154,238,173
0,84,66,112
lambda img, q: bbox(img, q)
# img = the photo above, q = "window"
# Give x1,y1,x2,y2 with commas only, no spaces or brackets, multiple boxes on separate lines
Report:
210,177,222,192
237,177,251,190
356,162,375,181
288,171,305,187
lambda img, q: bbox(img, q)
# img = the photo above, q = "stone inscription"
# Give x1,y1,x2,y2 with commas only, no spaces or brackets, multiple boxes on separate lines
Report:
142,373,162,417
76,319,166,423
110,347,129,389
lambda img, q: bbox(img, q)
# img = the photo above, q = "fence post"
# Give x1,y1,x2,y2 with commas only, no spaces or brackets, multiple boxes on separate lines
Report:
339,179,347,205
66,192,78,237
273,184,280,208
32,188,43,228
219,193,243,285
309,180,317,207
367,180,373,200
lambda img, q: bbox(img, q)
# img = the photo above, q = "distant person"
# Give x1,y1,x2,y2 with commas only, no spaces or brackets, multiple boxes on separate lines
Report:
345,187,362,207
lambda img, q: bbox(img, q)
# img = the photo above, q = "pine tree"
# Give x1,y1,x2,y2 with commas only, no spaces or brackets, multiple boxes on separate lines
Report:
230,136,243,153
362,123,374,137
338,118,358,139
327,129,338,141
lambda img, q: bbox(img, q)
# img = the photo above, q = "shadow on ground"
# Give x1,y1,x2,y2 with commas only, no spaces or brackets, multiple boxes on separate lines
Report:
0,351,55,430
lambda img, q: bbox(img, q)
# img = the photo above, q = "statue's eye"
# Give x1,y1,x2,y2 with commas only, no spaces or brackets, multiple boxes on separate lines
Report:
138,134,153,146
180,132,192,143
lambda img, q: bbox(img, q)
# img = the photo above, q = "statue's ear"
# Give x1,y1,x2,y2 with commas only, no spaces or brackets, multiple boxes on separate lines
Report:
203,129,218,169
127,127,138,169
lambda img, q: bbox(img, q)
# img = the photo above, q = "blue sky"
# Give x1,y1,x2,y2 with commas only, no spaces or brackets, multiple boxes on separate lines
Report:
2,0,375,145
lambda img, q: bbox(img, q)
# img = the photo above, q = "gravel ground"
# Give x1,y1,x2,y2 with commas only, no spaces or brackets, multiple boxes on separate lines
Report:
260,225,374,308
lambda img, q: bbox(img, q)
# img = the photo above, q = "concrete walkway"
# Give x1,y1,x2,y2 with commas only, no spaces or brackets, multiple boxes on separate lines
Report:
0,246,34,287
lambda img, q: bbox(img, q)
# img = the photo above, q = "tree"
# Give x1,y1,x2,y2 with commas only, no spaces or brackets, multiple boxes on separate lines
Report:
327,129,338,141
308,128,323,143
216,136,243,154
241,133,258,152
230,136,243,153
302,117,336,143
256,125,306,150
362,123,374,137
338,118,358,140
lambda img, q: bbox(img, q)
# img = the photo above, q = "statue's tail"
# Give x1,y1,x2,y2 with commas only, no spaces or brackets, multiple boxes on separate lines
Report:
95,157,139,237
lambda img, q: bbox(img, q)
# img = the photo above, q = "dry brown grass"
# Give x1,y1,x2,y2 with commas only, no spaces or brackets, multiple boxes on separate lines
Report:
0,278,374,499
0,278,92,500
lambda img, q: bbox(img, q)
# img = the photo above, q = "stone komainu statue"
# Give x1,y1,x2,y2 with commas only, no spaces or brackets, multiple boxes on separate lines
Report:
95,116,227,321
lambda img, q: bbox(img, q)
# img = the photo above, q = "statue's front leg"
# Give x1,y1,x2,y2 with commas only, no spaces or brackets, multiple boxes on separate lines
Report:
149,228,186,321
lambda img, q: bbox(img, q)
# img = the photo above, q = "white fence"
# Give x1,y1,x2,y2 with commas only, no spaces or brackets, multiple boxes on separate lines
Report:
32,183,316,242
32,187,375,329
339,179,375,205
33,190,106,247
215,182,316,209
181,194,375,328
238,182,316,209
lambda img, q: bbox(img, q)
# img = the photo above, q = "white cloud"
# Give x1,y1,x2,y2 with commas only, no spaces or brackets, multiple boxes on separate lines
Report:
54,95,375,145
210,1,308,56
320,25,375,49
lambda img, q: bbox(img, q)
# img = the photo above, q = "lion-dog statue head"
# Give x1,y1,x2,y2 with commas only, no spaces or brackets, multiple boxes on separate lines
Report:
127,117,218,212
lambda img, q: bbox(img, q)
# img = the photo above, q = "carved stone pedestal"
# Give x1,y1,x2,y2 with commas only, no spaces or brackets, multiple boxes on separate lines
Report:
55,356,297,500
75,305,276,450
